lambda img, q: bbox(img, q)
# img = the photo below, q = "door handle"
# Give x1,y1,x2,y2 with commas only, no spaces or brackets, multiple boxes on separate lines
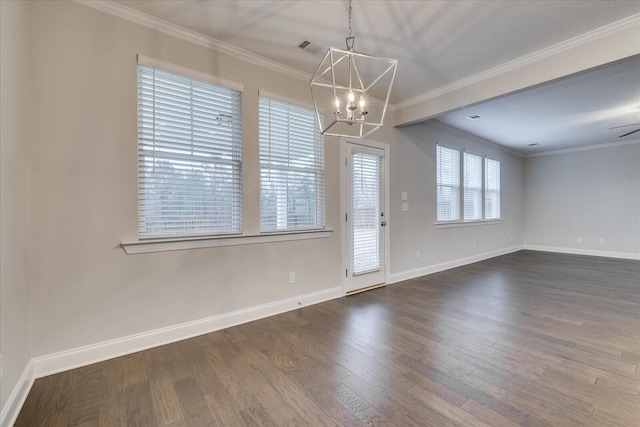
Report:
381,221,387,226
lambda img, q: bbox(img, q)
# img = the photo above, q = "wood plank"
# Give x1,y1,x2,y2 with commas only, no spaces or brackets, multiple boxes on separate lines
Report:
13,251,640,427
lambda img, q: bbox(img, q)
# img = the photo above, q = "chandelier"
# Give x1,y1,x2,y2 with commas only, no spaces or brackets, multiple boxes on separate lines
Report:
310,0,398,138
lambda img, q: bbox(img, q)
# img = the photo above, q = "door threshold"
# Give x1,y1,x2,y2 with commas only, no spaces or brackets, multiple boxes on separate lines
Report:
346,283,386,296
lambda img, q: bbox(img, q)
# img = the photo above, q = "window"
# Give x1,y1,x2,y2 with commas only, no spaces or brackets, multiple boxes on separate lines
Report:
463,152,482,221
436,145,460,221
137,62,242,237
484,157,501,219
436,145,501,223
259,97,325,231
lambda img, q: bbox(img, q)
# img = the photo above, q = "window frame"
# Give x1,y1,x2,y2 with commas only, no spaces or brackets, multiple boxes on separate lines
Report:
484,156,501,220
436,144,461,222
136,56,244,239
463,151,483,222
435,143,501,225
258,93,326,232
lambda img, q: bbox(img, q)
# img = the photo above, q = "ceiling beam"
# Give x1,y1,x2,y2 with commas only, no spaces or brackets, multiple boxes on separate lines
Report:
393,17,640,127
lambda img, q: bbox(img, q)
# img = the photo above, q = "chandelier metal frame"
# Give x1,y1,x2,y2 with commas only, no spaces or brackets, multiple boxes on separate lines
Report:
309,0,398,138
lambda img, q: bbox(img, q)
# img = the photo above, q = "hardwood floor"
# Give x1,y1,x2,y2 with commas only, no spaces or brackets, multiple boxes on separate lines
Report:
15,250,640,426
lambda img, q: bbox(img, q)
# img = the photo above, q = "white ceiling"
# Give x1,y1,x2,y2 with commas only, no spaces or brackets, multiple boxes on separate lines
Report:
435,56,640,154
113,0,640,153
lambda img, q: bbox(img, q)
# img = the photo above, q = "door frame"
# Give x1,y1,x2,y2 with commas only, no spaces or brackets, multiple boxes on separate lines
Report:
340,137,391,294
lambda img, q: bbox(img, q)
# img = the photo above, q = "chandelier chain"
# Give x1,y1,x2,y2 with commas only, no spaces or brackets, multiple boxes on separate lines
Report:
348,0,353,37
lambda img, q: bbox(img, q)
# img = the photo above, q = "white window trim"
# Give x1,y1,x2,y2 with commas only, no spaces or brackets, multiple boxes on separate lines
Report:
137,56,244,238
434,220,502,228
258,95,325,232
121,229,333,254
436,143,461,222
435,143,502,226
137,55,244,92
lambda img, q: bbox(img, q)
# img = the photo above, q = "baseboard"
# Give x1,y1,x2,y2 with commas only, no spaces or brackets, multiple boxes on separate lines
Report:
33,286,343,378
388,245,524,284
0,360,34,427
523,245,640,260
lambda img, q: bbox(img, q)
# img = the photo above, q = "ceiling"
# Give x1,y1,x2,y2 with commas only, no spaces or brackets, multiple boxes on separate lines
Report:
114,0,640,153
435,56,640,155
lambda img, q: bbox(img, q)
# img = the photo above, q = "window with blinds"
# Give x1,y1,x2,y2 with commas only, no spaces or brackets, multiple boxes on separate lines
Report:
436,145,501,223
137,64,242,237
259,97,325,231
353,152,382,274
436,145,460,221
464,152,483,221
485,157,501,219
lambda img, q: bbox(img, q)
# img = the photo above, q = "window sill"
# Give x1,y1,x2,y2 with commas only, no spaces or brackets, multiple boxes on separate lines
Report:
434,220,502,229
121,229,333,254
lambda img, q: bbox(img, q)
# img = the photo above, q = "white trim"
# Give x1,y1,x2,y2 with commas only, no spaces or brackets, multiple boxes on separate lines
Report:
138,55,244,92
524,139,640,158
434,220,502,229
33,286,343,378
391,13,640,111
258,89,317,113
341,138,391,292
523,245,640,260
121,229,333,254
76,1,639,118
76,0,309,82
0,360,34,427
388,245,523,284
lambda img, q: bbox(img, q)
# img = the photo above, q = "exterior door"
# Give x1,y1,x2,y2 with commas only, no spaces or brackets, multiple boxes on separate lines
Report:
343,141,387,294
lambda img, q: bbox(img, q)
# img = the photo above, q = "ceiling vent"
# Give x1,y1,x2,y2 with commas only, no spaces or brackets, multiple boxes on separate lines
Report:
466,113,484,121
528,143,540,147
297,39,323,55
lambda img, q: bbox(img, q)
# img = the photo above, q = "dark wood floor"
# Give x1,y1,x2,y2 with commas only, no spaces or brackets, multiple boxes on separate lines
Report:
15,250,640,426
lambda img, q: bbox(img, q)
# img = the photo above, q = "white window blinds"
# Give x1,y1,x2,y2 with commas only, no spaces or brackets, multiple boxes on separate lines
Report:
464,152,482,221
259,97,325,231
484,157,501,220
353,152,382,274
436,145,460,221
137,64,243,237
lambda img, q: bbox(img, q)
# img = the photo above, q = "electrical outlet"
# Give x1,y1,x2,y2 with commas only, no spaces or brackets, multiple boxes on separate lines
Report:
472,242,476,248
510,235,514,241
416,250,420,259
289,272,296,284
576,237,582,243
599,238,605,245
402,202,409,211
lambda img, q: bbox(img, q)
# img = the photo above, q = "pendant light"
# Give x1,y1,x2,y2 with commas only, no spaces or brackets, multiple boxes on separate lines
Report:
310,0,398,138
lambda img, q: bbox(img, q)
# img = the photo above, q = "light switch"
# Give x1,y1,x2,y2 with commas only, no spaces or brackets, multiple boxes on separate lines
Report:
402,202,409,211
401,192,408,201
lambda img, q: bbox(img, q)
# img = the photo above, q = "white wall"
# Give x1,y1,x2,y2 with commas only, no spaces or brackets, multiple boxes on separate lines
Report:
0,0,32,416
524,142,640,258
380,121,524,279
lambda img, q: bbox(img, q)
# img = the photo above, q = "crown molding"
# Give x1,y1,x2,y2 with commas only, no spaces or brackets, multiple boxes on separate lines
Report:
523,138,640,158
75,0,310,82
76,1,638,114
392,13,640,111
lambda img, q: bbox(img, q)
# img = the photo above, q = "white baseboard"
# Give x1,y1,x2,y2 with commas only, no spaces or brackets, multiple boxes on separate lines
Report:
523,245,640,260
1,360,34,427
33,286,343,378
388,245,524,284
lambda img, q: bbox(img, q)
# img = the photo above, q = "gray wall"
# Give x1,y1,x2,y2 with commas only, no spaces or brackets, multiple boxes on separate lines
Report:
25,1,525,361
524,143,640,256
382,121,524,277
27,0,344,359
0,0,32,412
